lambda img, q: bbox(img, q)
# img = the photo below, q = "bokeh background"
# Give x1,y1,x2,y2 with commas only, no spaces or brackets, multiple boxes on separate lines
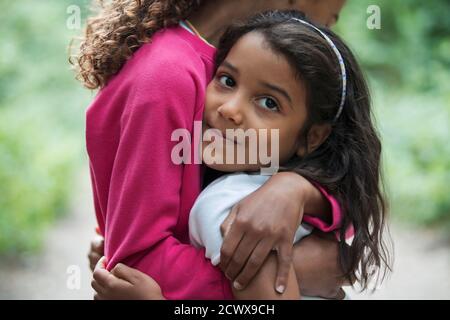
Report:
0,0,449,299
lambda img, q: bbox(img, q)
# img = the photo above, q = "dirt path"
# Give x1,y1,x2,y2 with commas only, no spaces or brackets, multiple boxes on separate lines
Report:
0,171,96,299
0,170,449,299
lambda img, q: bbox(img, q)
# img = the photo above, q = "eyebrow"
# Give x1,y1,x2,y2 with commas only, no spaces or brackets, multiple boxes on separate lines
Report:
222,61,239,74
260,81,293,106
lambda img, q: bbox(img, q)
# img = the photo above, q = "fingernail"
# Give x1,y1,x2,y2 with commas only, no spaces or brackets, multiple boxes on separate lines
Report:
233,281,243,290
276,285,285,294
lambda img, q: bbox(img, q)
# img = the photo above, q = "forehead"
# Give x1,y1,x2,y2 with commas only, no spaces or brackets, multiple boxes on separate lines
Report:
224,32,299,86
221,31,307,111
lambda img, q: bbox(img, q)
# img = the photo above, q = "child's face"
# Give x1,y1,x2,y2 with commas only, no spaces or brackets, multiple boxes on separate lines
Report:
202,32,308,172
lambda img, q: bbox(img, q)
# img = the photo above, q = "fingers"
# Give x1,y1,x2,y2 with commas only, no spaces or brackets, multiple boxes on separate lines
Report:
88,237,104,272
110,263,142,285
92,261,133,300
93,267,111,289
223,234,260,286
89,252,102,272
91,236,104,254
91,270,111,300
219,215,245,273
92,257,111,289
220,206,237,237
91,278,105,296
232,237,274,291
274,243,293,294
94,256,107,272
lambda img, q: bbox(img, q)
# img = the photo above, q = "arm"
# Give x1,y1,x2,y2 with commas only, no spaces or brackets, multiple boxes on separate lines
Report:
232,253,300,300
92,258,166,300
293,232,348,299
90,234,347,300
92,254,300,300
219,172,341,293
91,172,344,299
233,231,347,300
102,64,231,300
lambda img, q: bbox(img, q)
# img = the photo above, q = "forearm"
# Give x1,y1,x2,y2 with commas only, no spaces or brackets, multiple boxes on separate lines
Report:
108,234,233,300
275,172,331,222
232,253,300,300
292,233,344,298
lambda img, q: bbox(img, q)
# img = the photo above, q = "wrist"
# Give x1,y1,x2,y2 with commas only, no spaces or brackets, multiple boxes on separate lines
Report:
273,172,310,204
271,172,308,223
274,170,308,190
273,172,330,220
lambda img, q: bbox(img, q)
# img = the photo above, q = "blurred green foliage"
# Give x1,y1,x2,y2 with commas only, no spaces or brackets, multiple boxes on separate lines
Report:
336,0,450,228
0,0,91,255
0,0,448,255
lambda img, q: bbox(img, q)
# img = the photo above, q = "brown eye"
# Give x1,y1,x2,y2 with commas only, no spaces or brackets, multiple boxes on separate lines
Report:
219,75,236,88
257,97,280,112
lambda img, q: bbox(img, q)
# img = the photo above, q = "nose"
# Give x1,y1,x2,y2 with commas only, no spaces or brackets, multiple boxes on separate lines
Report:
217,97,244,126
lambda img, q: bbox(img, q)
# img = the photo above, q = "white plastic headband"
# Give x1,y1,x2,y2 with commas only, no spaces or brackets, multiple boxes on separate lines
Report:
291,18,347,121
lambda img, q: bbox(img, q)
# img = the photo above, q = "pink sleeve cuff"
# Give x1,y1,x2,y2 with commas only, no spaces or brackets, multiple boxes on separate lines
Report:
302,184,354,244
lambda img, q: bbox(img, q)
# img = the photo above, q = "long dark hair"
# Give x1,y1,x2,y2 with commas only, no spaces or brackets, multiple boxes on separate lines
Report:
215,10,392,290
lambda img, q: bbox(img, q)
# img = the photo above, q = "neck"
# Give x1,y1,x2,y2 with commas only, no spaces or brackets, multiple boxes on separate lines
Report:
188,0,290,47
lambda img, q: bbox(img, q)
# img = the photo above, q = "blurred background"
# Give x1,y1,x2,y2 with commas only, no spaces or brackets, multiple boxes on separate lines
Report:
0,0,448,299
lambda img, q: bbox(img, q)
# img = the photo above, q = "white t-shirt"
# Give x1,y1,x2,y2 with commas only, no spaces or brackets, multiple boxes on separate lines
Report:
189,172,313,266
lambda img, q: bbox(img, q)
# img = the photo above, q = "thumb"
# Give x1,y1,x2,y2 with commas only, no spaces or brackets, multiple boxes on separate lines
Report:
275,243,293,294
111,263,139,284
111,263,152,286
94,256,108,272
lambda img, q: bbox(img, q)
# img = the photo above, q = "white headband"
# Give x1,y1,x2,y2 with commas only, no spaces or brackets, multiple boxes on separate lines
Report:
291,18,347,121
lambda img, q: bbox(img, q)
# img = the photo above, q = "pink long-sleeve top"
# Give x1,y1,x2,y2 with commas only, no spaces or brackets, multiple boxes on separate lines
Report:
86,25,345,300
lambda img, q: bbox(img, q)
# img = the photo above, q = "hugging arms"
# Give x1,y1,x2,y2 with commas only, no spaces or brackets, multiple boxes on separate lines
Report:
80,1,388,300
90,172,348,300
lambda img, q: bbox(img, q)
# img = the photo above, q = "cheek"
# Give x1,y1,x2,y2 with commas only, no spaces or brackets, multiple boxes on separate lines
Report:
204,84,216,113
204,85,230,121
275,124,303,162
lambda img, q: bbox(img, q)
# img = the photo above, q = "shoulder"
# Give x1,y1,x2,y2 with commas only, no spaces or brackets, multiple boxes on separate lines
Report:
100,27,212,119
124,27,210,88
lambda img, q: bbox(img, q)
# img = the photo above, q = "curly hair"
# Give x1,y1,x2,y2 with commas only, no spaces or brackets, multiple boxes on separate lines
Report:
71,0,204,89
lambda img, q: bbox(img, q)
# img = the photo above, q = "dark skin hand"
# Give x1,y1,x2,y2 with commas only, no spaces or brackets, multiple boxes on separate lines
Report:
92,257,165,300
220,202,349,299
218,172,332,293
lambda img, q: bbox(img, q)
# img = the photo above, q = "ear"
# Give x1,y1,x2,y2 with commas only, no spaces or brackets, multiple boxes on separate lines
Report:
296,123,332,157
